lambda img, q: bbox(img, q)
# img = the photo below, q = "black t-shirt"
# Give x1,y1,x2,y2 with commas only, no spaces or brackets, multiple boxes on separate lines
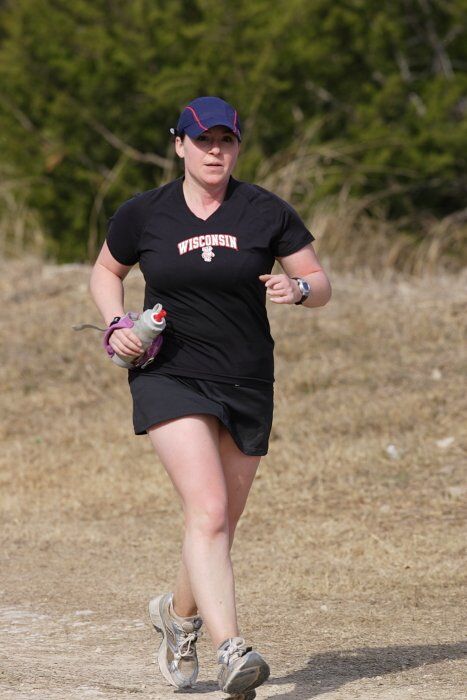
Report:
106,176,314,385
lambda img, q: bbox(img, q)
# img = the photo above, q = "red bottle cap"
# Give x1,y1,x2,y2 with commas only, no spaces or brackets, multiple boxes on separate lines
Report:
153,309,167,322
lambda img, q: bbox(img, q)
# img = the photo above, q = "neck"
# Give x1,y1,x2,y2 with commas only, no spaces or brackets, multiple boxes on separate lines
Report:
182,174,230,208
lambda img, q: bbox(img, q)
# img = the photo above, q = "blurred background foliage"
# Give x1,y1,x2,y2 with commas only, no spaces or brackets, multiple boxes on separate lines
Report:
0,0,466,271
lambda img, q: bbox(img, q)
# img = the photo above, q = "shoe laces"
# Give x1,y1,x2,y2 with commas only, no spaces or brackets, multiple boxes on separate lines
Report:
218,637,252,665
173,619,202,661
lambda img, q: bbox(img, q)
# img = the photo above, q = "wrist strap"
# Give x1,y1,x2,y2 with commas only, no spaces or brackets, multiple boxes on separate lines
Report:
103,314,136,357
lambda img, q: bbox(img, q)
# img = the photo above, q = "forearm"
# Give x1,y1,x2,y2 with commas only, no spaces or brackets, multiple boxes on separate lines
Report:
298,270,332,308
89,262,126,325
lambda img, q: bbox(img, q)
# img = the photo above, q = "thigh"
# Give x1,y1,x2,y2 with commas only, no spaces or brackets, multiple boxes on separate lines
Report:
218,424,261,524
147,414,228,513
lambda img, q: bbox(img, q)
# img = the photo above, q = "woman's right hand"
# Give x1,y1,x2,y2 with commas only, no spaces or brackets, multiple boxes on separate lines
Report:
109,328,143,358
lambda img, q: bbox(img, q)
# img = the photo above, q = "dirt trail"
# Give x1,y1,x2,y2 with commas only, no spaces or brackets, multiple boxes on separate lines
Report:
0,260,466,699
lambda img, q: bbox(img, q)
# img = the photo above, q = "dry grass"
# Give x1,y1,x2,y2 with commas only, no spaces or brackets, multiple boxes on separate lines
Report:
256,134,467,276
0,257,466,699
0,171,46,259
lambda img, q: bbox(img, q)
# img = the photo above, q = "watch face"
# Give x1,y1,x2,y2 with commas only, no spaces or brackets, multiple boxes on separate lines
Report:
297,279,310,295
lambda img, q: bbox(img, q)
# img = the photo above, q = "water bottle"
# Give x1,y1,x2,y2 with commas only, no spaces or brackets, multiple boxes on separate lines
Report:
113,304,167,368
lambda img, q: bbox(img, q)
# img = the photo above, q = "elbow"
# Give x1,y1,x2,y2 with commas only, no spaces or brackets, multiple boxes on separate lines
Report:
310,275,332,308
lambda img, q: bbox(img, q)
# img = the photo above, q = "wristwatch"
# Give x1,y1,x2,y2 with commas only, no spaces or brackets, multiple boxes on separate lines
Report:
109,316,122,326
291,277,311,305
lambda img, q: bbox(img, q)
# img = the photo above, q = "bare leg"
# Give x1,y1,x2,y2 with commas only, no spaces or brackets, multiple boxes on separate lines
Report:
172,562,198,617
169,424,261,627
218,425,262,540
148,415,240,649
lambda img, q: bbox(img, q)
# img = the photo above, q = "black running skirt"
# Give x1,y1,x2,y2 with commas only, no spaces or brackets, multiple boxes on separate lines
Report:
127,372,274,456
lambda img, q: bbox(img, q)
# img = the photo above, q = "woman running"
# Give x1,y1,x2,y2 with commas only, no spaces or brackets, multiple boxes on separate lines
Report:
89,96,332,699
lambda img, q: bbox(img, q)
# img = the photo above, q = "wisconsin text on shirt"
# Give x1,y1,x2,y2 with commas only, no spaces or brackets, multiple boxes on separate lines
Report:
177,234,238,255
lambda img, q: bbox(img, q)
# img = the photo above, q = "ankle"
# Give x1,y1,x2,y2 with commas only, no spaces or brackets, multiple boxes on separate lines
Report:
171,597,198,620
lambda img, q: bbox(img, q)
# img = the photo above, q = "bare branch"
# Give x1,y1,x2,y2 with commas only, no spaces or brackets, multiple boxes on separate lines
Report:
87,154,128,261
395,51,413,82
443,24,464,46
409,92,427,116
86,116,172,170
0,93,37,133
417,0,454,79
0,93,109,174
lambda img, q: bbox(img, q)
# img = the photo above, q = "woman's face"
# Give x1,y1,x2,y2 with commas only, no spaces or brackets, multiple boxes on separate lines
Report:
175,126,240,189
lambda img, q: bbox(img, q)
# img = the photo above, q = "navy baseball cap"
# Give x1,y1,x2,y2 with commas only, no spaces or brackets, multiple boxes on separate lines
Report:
171,96,242,141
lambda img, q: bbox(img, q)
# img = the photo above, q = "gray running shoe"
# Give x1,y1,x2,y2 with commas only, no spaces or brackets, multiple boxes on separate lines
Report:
217,636,270,698
148,593,203,688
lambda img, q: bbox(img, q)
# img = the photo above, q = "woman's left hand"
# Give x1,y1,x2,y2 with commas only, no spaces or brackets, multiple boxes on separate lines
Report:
258,273,301,304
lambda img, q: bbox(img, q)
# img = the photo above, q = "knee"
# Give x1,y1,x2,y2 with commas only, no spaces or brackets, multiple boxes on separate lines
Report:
185,499,229,539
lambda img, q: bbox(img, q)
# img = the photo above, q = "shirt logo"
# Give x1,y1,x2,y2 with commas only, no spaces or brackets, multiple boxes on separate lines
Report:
177,234,238,261
201,245,215,262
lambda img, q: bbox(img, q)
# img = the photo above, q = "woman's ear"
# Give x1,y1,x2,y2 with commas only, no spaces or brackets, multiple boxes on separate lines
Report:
174,136,184,159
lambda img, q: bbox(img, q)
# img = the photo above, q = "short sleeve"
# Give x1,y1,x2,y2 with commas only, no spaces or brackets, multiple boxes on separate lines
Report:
106,194,144,266
271,202,315,258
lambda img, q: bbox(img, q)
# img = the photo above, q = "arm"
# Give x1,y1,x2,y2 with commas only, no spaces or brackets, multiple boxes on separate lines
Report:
89,241,131,324
89,241,143,357
259,243,332,308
